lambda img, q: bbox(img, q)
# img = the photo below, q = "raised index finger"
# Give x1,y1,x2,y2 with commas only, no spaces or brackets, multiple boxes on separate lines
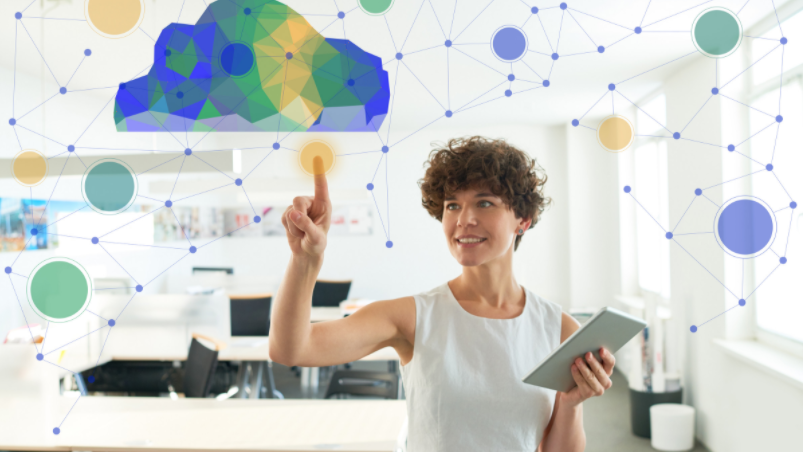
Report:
312,156,329,202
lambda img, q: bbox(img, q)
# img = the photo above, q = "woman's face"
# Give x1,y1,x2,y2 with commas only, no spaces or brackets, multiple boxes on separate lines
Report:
442,187,531,267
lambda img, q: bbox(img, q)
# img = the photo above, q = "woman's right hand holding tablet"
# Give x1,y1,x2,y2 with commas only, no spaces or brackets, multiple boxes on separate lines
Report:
281,156,331,259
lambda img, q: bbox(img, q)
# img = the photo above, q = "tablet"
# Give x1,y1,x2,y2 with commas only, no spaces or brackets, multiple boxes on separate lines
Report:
522,306,646,392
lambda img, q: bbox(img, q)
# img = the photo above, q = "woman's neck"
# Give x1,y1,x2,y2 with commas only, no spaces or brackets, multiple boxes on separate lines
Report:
450,250,523,310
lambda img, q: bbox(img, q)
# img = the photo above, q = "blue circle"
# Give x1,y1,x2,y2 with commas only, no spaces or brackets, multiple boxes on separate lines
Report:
560,2,567,10
790,201,797,209
673,132,681,139
59,87,67,95
165,200,173,208
347,79,355,86
727,144,735,152
635,26,642,34
551,53,559,60
572,119,579,127
68,145,75,152
608,83,615,91
31,228,38,235
190,246,197,254
492,27,527,61
738,299,746,306
508,74,515,81
254,215,262,223
53,427,60,435
665,231,673,239
36,353,43,361
531,7,539,14
4,266,11,274
273,142,280,150
776,115,783,122
87,375,95,383
135,284,143,292
766,163,773,171
505,89,512,97
781,37,788,45
84,49,91,56
108,319,116,327
382,146,389,153
367,183,374,190
711,87,719,95
119,83,127,90
598,45,605,53
386,241,393,248
9,118,16,126
690,325,698,333
718,199,774,255
286,52,293,60
15,12,21,19
780,256,788,264
235,178,242,186
445,40,452,47
244,7,251,15
624,185,631,193
164,49,171,57
221,43,255,77
695,188,702,196
542,80,550,87
445,110,453,118
338,11,345,19
184,148,192,155
395,52,403,60
176,91,184,99
91,237,99,244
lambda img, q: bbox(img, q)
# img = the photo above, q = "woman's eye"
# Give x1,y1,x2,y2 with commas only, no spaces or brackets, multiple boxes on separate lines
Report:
446,203,459,210
479,200,492,207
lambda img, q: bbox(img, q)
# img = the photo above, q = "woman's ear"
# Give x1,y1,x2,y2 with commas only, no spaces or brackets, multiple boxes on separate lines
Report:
520,217,533,231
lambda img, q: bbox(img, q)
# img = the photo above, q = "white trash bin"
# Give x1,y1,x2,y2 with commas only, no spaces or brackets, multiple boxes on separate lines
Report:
650,403,695,451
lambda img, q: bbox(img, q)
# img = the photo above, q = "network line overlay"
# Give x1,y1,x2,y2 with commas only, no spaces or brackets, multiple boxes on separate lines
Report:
3,0,796,435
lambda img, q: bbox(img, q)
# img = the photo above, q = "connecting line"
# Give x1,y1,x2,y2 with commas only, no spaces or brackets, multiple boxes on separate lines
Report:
339,150,383,156
8,275,39,354
99,241,187,251
720,44,781,89
628,192,667,233
735,121,776,148
455,95,505,114
455,80,507,113
98,244,140,285
84,310,108,321
174,182,234,203
275,62,290,141
57,394,83,430
617,91,672,134
116,293,139,320
579,90,609,120
100,206,163,238
453,0,496,42
640,0,652,27
171,209,193,247
400,0,427,52
385,62,402,144
65,56,86,88
779,46,785,114
680,137,727,149
139,27,156,42
73,93,117,146
448,0,458,39
370,154,385,183
384,16,398,52
46,204,89,228
169,156,187,200
391,113,444,147
607,33,634,49
44,326,108,357
371,190,389,240
784,208,794,256
143,252,191,288
19,21,60,86
429,0,447,39
745,263,782,302
242,149,276,180
701,194,719,208
138,155,184,176
518,59,544,80
696,303,740,328
672,197,696,233
94,329,113,370
566,10,597,48
72,151,87,169
642,0,713,29
771,172,793,201
447,47,451,109
13,21,17,114
16,124,67,147
771,0,784,35
451,47,506,77
703,169,766,191
41,322,50,352
672,239,740,300
35,154,71,228
617,51,696,85
386,154,390,237
17,92,60,121
737,0,751,15
537,15,554,53
200,222,252,250
242,186,257,217
555,10,565,54
719,94,775,119
401,62,446,110
680,94,713,133
568,8,632,32
192,153,236,181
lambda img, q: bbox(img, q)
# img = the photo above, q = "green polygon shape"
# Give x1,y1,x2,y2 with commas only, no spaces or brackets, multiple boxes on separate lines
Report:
27,258,92,323
692,8,742,58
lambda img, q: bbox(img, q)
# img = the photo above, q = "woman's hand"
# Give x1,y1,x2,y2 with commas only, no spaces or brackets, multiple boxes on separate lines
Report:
560,347,616,407
281,156,331,259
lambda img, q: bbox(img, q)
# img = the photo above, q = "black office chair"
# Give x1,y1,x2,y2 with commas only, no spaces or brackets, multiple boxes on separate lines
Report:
311,280,352,307
229,294,272,336
183,333,225,398
325,370,399,399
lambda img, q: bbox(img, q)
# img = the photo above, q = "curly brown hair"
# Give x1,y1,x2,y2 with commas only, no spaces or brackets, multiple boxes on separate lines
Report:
418,136,550,251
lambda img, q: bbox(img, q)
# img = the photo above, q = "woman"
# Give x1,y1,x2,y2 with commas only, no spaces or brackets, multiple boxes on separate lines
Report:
270,136,615,451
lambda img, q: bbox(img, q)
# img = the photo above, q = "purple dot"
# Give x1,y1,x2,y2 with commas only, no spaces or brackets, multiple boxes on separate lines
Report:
766,163,773,171
505,89,512,97
108,319,116,327
492,26,527,61
53,427,60,435
608,83,615,91
235,178,242,186
165,200,173,208
87,375,95,383
15,12,22,19
244,7,251,15
598,45,605,53
445,110,453,118
727,144,735,152
690,325,697,333
781,37,788,45
36,353,43,361
176,91,184,99
4,266,11,274
445,40,452,47
189,246,197,254
367,183,374,190
382,146,389,153
68,145,75,152
184,148,192,155
508,74,515,81
695,188,702,196
386,241,393,248
119,83,126,90
531,6,539,14
560,2,567,10
738,299,746,306
780,257,788,264
790,201,797,209
347,79,355,86
711,87,719,95
136,285,143,292
273,142,280,150
9,118,16,126
635,26,642,34
673,132,681,139
776,115,783,123
164,49,171,57
84,49,91,56
572,119,579,127
718,199,774,255
395,52,403,60
542,80,550,87
254,215,261,223
623,185,631,193
551,53,559,60
31,228,38,235
337,11,345,19
665,231,673,239
59,87,67,95
286,52,294,59
92,237,99,244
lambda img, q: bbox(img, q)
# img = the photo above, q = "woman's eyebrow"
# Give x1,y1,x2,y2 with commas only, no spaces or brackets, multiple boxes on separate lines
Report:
444,192,496,201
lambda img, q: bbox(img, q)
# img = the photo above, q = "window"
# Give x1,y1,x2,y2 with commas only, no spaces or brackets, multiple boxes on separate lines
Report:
751,11,803,87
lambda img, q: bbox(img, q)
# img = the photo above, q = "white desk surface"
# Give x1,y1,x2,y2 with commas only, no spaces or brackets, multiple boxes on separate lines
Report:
0,396,407,452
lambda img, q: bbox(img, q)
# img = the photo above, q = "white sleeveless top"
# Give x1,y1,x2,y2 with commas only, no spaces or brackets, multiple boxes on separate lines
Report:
399,282,563,452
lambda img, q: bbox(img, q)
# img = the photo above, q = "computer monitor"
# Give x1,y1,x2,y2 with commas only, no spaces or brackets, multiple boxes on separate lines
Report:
311,280,352,307
229,295,271,336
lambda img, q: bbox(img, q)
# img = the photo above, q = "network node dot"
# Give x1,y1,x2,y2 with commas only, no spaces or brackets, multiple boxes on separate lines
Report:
244,7,251,15
542,80,550,87
508,74,515,81
82,159,138,214
551,52,559,60
693,8,742,58
347,79,355,86
91,237,99,244
338,11,345,19
727,144,735,152
715,196,776,258
395,52,403,60
285,52,293,59
299,141,335,176
598,115,634,152
4,266,10,274
59,87,67,95
220,42,255,77
665,231,674,239
235,178,242,186
531,7,538,14
164,49,171,57
31,228,38,236
86,0,144,38
273,142,280,150
176,91,184,99
386,241,393,248
382,146,389,153
571,119,579,127
738,299,746,306
68,145,75,152
9,118,16,126
15,12,22,19
560,2,567,10
505,89,512,97
165,200,172,208
695,188,702,196
690,325,698,333
711,87,719,95
491,26,528,62
445,110,453,118
635,26,642,34
87,376,95,383
27,258,92,322
766,163,773,171
358,0,394,15
598,45,605,53
780,257,787,264
119,82,126,90
790,201,797,209
254,215,262,223
108,319,116,327
623,185,631,193
367,183,374,190
190,246,197,254
53,427,60,435
445,39,452,47
673,132,681,140
184,148,192,155
135,284,143,292
781,37,788,45
608,83,615,91
776,115,783,123
36,353,44,361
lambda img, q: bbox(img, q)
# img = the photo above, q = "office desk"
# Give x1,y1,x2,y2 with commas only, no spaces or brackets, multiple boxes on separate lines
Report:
0,396,407,452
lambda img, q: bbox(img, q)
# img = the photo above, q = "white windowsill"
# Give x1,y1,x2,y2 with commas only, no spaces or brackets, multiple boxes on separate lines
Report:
713,339,803,392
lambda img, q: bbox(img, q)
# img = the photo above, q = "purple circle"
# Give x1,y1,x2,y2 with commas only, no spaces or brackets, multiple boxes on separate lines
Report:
273,142,280,150
551,52,559,60
727,144,735,152
542,80,550,87
382,146,389,153
776,115,783,122
717,199,774,256
165,200,173,208
395,52,403,60
31,228,38,235
254,215,261,223
15,12,22,19
338,11,345,19
68,145,75,152
91,237,99,244
244,8,251,15
190,246,197,254
347,79,355,86
532,7,539,14
508,74,515,81
84,49,92,56
766,163,773,171
4,266,11,274
560,2,567,10
505,89,512,97
60,87,67,95
367,183,374,190
738,299,746,306
780,256,788,264
119,83,126,90
235,178,242,186
445,110,453,118
781,37,788,45
36,353,43,361
184,148,192,155
572,119,579,127
53,427,60,435
790,201,797,209
286,52,293,60
695,188,702,196
711,87,719,94
635,26,642,34
9,118,16,126
608,83,615,91
665,231,673,239
623,185,631,193
492,27,527,61
598,45,605,53
88,375,95,383
386,241,393,248
690,325,697,333
164,49,171,57
176,91,184,99
445,40,452,47
136,284,143,292
108,319,116,327
673,132,681,139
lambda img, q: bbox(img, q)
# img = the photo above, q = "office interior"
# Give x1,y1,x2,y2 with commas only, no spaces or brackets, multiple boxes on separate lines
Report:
1,0,802,451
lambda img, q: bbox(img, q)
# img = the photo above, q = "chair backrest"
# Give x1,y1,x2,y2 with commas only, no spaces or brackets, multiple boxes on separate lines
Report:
184,334,224,398
192,267,233,275
325,370,399,399
311,280,352,307
229,294,272,336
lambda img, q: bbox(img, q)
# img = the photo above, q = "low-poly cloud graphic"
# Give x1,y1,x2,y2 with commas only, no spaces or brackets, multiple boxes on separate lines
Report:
113,0,390,132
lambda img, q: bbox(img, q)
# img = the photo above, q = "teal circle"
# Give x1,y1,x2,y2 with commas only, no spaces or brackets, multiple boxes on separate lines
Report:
83,160,136,213
27,259,91,322
693,9,741,57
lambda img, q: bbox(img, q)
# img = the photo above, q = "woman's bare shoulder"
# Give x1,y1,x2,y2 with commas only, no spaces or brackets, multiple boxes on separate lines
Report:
559,312,581,344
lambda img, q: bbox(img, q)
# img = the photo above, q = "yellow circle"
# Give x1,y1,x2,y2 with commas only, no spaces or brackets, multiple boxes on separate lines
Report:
85,0,145,39
12,150,48,186
596,115,634,153
298,140,336,176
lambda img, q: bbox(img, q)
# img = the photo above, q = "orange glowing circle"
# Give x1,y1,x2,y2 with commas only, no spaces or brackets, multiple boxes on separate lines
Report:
298,140,336,176
596,115,634,153
12,149,48,186
85,0,145,39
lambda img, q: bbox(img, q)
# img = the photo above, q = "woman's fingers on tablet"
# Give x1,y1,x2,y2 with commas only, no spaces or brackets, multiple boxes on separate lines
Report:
600,347,616,375
585,352,612,390
575,357,605,396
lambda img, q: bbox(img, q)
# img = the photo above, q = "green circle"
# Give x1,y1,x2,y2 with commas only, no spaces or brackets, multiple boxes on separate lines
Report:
83,160,136,213
28,260,90,322
693,9,741,57
359,0,394,15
